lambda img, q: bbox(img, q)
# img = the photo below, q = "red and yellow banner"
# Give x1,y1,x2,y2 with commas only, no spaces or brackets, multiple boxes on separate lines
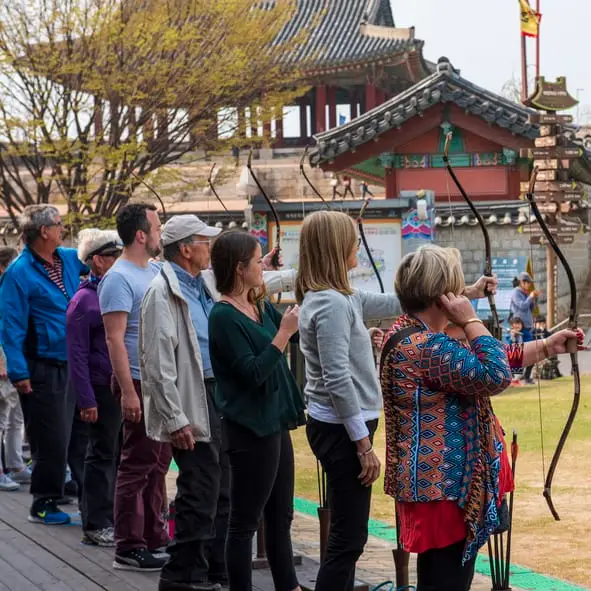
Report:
519,0,541,38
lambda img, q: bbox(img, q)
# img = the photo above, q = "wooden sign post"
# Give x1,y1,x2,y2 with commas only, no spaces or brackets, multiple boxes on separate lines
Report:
523,77,582,326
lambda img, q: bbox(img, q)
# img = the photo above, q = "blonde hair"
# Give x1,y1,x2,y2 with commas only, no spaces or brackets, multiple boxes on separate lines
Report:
395,244,465,314
295,210,356,303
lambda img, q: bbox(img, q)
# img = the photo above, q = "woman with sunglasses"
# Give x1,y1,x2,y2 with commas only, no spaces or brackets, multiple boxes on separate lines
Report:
66,229,122,547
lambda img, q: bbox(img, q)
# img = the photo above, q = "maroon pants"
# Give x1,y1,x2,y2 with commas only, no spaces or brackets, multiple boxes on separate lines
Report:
114,380,172,553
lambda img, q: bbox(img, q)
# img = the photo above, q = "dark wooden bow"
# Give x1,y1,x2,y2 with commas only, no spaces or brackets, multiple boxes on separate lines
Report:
247,149,282,304
525,167,580,521
443,132,500,337
299,146,331,209
207,164,230,213
130,171,168,221
357,194,385,293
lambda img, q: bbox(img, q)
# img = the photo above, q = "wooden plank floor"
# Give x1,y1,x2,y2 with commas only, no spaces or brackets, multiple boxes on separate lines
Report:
0,489,322,591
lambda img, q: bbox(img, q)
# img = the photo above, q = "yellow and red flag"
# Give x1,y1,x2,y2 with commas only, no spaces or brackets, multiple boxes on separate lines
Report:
519,0,541,37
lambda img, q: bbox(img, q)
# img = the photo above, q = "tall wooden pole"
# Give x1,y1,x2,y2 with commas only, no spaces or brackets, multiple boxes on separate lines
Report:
521,35,529,102
536,0,541,78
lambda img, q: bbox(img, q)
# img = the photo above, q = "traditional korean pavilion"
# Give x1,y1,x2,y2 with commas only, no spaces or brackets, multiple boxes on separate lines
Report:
309,57,541,203
271,0,432,147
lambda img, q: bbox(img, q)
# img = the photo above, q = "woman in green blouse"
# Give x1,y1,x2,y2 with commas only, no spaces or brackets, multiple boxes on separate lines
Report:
208,231,304,591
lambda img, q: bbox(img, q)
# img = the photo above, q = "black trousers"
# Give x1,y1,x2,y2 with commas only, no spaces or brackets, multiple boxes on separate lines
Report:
306,417,378,591
417,540,477,591
162,381,230,583
19,359,69,509
65,381,89,503
224,421,298,591
78,385,121,531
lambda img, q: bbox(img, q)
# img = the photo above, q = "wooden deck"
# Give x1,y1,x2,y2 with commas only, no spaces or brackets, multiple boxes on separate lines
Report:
0,489,324,591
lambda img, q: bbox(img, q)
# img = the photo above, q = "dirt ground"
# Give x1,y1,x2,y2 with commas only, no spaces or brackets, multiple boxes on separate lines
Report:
292,376,591,587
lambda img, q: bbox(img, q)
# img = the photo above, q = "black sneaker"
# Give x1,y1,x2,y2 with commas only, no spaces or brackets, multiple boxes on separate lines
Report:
113,548,167,571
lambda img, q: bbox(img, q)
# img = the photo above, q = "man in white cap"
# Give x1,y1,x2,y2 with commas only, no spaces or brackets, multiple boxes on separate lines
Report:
66,229,122,547
140,214,293,591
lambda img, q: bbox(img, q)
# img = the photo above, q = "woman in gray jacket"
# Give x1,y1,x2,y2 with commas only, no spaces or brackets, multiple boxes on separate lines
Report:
295,210,495,591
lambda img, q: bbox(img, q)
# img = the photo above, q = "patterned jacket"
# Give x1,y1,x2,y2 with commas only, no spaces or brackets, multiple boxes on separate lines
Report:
381,315,513,560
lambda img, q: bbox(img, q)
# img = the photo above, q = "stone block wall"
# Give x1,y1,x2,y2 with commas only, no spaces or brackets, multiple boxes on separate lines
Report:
434,225,591,326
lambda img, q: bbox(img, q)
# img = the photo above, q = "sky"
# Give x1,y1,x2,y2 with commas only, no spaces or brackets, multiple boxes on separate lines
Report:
392,0,591,122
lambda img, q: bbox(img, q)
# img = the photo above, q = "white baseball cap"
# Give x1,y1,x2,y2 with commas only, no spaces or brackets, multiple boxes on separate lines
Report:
161,215,221,247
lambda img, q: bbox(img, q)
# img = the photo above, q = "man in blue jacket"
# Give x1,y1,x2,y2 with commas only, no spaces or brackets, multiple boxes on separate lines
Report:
0,205,87,525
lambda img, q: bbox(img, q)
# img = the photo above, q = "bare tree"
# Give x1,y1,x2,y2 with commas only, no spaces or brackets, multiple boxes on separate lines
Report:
0,0,310,226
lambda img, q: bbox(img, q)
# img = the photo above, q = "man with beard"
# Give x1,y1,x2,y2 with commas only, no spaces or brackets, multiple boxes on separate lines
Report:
99,203,172,571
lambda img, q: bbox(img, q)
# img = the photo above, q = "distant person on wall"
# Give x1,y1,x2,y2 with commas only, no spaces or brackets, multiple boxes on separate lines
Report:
330,177,342,201
509,272,540,385
360,181,373,200
342,175,354,200
0,205,88,525
99,203,171,572
533,315,561,380
66,229,123,548
0,246,31,492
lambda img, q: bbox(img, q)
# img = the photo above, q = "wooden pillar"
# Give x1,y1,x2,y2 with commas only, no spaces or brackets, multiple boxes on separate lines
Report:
275,109,284,145
349,88,358,121
315,85,327,133
365,83,378,112
298,100,307,141
328,86,337,129
385,166,397,199
375,88,386,106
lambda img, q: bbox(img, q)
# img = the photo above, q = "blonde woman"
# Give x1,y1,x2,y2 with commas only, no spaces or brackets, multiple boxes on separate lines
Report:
381,245,583,590
295,212,494,590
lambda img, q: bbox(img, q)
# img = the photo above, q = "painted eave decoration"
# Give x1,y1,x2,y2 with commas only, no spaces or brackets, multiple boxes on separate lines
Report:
310,57,540,166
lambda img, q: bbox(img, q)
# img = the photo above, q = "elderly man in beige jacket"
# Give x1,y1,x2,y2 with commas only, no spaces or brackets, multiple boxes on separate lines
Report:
139,215,294,591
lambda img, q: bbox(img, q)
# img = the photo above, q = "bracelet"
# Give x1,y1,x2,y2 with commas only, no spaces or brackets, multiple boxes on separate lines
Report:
356,445,374,458
462,318,484,328
542,338,550,359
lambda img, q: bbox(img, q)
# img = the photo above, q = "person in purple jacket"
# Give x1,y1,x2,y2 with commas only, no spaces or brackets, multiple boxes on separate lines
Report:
66,229,122,547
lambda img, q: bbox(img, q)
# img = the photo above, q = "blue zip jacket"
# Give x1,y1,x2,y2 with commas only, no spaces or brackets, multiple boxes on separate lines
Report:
0,246,87,382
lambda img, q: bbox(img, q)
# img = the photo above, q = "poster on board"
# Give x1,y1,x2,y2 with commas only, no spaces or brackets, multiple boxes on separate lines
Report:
268,219,402,303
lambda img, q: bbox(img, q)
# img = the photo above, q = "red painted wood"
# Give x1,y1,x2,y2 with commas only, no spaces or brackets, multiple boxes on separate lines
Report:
365,84,378,111
322,106,444,170
447,105,532,152
396,167,509,201
328,86,337,129
385,167,397,199
315,85,327,133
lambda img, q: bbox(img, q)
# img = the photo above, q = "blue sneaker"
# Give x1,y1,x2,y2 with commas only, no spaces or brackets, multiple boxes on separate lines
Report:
28,501,71,525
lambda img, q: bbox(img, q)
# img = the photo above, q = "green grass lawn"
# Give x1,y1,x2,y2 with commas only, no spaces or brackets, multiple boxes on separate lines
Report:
292,376,591,587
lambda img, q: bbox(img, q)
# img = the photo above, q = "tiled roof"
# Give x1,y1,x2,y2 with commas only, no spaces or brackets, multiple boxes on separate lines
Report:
272,0,424,68
310,57,540,165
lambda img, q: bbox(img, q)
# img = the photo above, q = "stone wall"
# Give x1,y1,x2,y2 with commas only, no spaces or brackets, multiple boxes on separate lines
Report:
434,225,591,326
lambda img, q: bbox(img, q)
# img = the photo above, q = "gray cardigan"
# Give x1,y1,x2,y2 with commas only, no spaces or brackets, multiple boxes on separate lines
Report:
298,289,400,421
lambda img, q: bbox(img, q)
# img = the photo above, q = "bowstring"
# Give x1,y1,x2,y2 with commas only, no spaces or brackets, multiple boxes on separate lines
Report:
526,199,547,484
445,163,455,244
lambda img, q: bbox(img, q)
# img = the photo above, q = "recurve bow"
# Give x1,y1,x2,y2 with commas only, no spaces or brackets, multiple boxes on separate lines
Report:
526,167,580,521
443,132,501,338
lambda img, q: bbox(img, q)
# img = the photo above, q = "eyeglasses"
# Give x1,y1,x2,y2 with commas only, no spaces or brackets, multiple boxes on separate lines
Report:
45,220,64,228
357,237,362,248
